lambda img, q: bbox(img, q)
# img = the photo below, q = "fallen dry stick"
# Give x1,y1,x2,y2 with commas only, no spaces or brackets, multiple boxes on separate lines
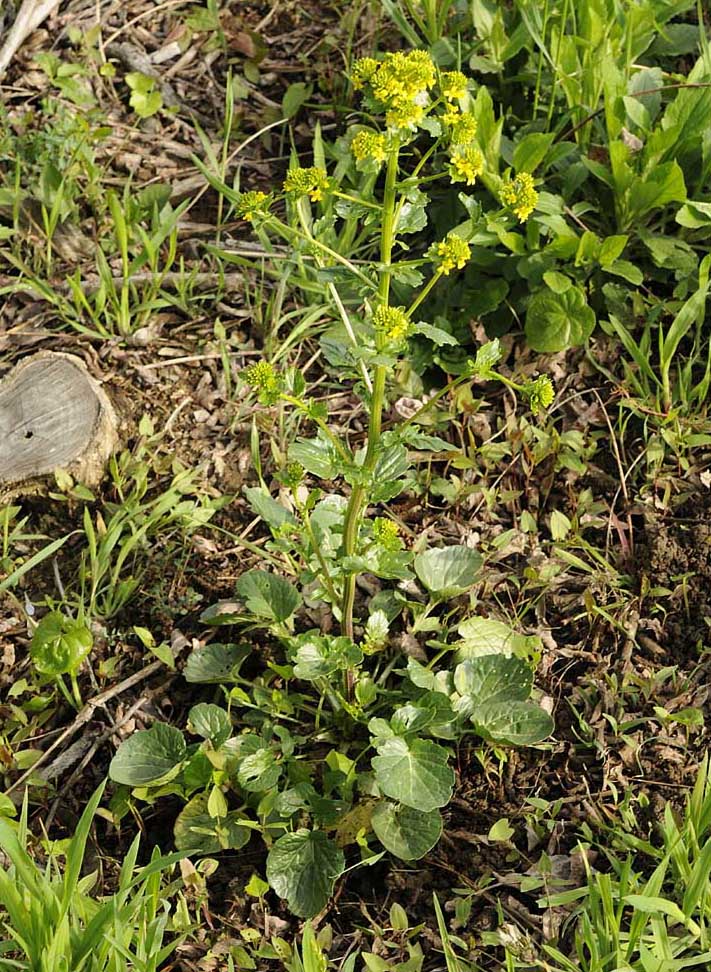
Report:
0,0,62,78
5,658,165,797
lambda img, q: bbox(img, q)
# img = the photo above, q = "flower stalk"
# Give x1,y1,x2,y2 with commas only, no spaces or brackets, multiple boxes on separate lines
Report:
340,144,400,658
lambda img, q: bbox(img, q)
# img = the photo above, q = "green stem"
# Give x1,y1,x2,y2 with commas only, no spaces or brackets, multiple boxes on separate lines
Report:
399,373,471,431
333,190,381,211
406,268,443,319
290,194,374,393
70,672,82,708
298,500,340,608
56,674,79,711
279,394,353,464
340,145,400,653
272,218,376,290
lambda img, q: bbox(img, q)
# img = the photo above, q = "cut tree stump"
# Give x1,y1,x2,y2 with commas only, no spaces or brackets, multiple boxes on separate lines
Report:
0,352,118,497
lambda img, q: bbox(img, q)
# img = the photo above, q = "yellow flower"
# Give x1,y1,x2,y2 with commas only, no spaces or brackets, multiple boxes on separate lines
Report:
449,113,477,145
351,129,387,164
449,146,484,185
500,172,539,222
283,166,330,203
371,50,436,106
385,100,425,131
352,57,379,89
243,361,282,404
351,51,437,134
525,375,555,415
235,190,270,222
432,234,471,275
373,304,412,342
441,70,468,101
372,517,402,551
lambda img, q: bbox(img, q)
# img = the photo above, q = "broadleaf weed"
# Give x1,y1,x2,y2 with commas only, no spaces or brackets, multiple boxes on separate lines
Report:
110,52,557,918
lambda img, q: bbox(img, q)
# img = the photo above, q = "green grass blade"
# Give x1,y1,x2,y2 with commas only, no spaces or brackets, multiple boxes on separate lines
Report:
60,781,106,915
0,533,73,595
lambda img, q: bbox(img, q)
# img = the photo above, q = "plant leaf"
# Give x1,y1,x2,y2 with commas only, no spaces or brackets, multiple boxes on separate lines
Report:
371,802,442,861
289,435,338,479
453,655,533,705
236,569,301,622
282,82,313,119
414,545,482,596
187,704,232,747
266,829,344,917
525,286,596,352
293,634,362,681
174,793,250,853
455,618,542,661
109,724,186,786
372,737,454,812
512,132,555,173
244,486,296,529
472,700,554,745
184,643,250,683
237,747,281,792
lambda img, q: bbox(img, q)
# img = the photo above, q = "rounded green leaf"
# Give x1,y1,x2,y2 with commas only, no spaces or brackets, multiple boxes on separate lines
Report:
288,436,338,479
453,655,532,705
455,618,542,662
109,724,186,786
372,802,442,861
236,569,301,622
184,643,249,683
30,612,92,676
414,545,483,596
472,700,554,745
525,286,596,352
187,703,232,747
174,793,250,853
237,748,281,792
293,634,362,681
266,829,344,918
372,737,454,812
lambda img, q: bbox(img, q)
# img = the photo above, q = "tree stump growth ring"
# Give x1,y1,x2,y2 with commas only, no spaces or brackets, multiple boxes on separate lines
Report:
0,351,118,495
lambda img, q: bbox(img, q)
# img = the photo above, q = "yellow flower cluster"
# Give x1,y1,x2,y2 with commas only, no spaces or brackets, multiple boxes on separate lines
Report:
351,57,379,90
351,50,436,131
449,146,484,185
500,172,538,222
432,234,471,275
372,517,402,551
243,361,282,404
441,70,468,101
283,166,330,202
235,190,271,222
351,129,387,164
386,101,425,130
525,375,555,415
448,112,477,145
370,50,436,105
373,304,412,342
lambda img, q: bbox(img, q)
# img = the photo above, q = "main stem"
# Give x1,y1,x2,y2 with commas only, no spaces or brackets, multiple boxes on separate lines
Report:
340,147,400,647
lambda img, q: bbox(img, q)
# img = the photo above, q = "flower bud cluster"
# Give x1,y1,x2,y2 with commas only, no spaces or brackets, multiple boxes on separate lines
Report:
430,233,472,275
373,305,412,342
372,517,402,550
283,166,330,203
351,130,388,165
352,50,436,132
243,361,283,405
524,375,555,414
235,190,271,222
500,172,538,222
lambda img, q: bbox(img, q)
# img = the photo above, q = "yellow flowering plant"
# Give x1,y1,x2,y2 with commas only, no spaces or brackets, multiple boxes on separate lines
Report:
130,50,558,916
